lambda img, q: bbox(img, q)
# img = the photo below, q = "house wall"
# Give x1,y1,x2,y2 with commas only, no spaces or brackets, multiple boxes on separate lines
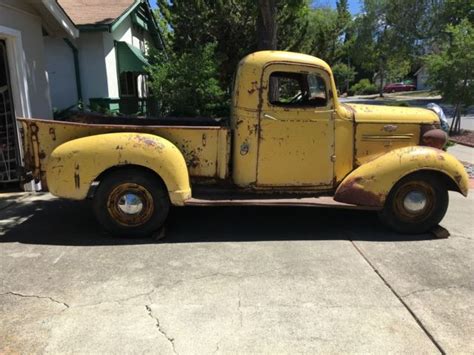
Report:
103,31,120,99
76,32,109,105
0,0,53,118
106,16,152,99
44,36,78,111
416,67,430,90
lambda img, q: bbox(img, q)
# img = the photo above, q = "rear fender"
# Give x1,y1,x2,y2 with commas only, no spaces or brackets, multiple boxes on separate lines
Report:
46,133,191,205
334,146,469,208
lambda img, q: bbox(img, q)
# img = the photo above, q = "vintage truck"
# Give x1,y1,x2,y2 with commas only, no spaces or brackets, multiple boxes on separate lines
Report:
18,51,468,236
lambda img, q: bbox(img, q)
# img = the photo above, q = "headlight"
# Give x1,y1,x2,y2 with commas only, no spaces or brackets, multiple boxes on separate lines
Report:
426,103,449,133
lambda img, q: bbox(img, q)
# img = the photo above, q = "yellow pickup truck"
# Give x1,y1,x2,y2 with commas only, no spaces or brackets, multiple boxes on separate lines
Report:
19,51,468,236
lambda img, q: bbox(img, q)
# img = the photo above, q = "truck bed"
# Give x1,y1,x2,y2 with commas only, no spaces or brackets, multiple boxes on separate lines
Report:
18,117,231,188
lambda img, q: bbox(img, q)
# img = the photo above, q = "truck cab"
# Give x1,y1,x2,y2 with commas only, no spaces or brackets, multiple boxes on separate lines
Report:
231,51,348,188
19,51,469,237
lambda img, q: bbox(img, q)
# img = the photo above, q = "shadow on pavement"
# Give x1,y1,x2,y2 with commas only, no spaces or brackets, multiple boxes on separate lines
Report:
0,197,439,246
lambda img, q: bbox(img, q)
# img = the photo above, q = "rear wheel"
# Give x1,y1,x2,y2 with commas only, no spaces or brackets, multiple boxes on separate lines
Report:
93,168,169,237
378,173,448,234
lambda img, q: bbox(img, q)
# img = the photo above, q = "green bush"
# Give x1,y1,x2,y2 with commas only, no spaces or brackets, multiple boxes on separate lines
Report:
348,79,378,96
147,43,228,118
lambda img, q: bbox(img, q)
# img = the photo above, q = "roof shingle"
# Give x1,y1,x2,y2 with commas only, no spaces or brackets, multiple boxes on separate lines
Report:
58,0,136,26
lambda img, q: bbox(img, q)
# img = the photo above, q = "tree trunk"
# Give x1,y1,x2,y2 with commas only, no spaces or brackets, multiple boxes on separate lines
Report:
449,103,462,135
257,0,277,50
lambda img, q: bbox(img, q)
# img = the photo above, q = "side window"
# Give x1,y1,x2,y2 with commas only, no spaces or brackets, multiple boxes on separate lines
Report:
268,71,328,108
120,71,138,97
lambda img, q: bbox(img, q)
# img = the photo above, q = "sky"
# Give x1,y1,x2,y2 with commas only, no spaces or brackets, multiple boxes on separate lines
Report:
315,0,362,14
150,1,362,15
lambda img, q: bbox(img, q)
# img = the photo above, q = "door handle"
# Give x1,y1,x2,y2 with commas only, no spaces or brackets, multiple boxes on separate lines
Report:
263,113,279,121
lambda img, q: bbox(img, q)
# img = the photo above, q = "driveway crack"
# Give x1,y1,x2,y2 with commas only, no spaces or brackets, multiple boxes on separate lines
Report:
145,305,177,354
0,291,69,309
350,240,446,355
402,285,469,298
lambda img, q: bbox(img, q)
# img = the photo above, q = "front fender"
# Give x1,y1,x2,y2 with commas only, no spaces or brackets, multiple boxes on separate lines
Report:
334,146,469,208
46,132,191,205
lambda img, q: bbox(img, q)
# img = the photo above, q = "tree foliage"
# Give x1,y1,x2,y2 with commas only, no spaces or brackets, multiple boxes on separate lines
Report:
147,44,227,118
426,19,474,133
332,63,357,93
148,0,473,120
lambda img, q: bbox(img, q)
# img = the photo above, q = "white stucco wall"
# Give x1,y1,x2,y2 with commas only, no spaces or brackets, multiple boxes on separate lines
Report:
103,31,120,99
0,0,53,118
76,32,109,104
44,36,78,111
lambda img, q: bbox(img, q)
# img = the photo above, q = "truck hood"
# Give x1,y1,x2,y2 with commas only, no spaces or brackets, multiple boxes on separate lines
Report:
344,103,440,124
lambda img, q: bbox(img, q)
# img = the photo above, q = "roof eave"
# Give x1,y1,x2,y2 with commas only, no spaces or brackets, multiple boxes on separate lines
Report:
77,24,111,32
32,0,79,39
110,0,142,33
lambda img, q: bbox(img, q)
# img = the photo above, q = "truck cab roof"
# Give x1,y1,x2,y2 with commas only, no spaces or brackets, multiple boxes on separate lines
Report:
240,51,332,73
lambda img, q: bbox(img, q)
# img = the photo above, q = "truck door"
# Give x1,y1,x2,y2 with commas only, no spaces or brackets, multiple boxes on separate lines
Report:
256,64,334,187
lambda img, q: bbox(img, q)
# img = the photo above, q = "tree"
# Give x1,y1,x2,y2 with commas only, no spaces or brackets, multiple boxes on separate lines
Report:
351,0,419,96
385,58,411,83
257,0,277,50
300,0,352,66
155,0,258,91
426,19,474,134
277,0,310,52
154,0,309,94
303,8,340,63
147,44,227,118
332,63,356,93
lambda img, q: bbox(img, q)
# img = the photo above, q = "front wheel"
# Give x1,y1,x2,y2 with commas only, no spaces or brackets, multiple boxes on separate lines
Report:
93,168,170,237
378,173,449,234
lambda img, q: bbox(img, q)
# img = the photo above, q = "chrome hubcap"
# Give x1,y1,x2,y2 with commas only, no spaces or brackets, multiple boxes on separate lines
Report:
117,193,144,215
403,190,427,213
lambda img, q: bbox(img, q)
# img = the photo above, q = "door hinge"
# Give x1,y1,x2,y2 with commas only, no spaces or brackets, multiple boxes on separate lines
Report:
330,155,336,162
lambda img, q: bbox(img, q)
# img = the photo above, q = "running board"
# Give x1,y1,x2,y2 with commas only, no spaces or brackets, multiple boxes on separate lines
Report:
184,196,380,210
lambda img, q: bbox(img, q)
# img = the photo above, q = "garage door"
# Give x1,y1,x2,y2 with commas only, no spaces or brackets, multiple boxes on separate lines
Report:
0,40,19,184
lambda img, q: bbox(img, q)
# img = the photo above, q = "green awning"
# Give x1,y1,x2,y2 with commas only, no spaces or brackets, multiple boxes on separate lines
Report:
116,41,148,73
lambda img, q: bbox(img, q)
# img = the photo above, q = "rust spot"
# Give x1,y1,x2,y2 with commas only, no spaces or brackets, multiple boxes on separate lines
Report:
74,164,80,189
186,152,200,169
334,177,384,207
49,127,56,141
247,81,259,94
134,135,165,150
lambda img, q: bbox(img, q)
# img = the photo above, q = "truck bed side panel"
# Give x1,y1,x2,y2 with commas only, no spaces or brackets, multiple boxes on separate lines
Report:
19,118,230,188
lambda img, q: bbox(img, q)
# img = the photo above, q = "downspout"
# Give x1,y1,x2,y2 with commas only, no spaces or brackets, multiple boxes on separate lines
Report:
63,38,83,103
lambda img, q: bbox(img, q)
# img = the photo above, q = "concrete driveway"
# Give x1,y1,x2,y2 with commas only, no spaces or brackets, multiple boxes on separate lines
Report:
1,191,473,354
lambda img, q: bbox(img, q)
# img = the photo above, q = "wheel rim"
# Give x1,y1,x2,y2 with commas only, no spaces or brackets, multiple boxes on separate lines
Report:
107,183,154,227
393,181,435,222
